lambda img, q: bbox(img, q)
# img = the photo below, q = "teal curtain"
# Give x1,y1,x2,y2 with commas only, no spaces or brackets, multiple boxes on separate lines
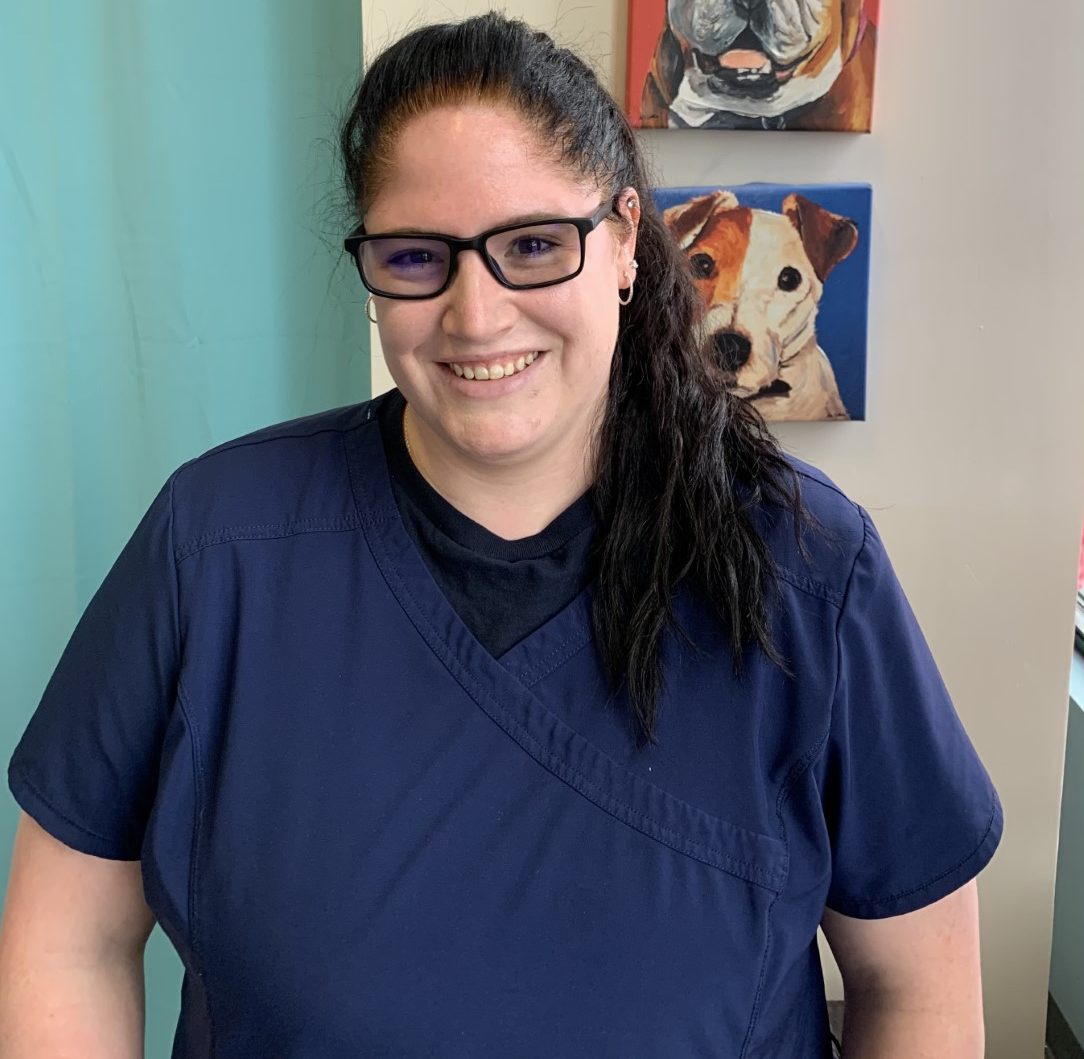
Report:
0,3,368,1051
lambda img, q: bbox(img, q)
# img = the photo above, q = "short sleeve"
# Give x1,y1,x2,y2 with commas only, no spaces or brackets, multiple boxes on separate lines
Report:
7,477,180,861
817,507,1003,919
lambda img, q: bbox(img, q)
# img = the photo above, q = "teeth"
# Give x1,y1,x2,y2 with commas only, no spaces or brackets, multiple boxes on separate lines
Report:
448,352,541,381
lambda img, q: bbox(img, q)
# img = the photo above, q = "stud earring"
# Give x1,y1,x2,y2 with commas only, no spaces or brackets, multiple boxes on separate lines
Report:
366,297,378,324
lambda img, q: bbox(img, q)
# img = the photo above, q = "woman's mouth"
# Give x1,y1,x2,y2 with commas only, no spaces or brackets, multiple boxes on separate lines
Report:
444,351,541,381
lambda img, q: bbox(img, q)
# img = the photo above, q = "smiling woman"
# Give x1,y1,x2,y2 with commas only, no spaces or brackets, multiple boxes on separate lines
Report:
349,102,636,518
2,11,997,1059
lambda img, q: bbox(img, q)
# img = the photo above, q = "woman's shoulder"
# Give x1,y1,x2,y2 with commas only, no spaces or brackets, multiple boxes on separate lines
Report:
749,453,871,608
167,398,382,559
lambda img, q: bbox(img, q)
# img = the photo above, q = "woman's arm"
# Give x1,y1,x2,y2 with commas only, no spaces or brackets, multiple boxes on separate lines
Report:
0,812,156,1059
820,880,985,1059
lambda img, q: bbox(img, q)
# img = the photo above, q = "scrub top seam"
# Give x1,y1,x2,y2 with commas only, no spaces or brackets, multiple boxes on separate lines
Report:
176,677,217,1056
775,565,844,608
354,498,786,892
174,517,361,562
344,421,373,524
741,717,831,1055
828,508,869,733
739,891,780,1059
510,623,593,687
506,706,785,889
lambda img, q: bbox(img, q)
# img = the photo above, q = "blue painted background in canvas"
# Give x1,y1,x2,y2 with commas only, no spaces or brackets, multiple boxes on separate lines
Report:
653,183,871,421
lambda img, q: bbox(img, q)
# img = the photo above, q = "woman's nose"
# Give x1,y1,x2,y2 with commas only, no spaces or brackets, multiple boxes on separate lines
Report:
439,250,516,342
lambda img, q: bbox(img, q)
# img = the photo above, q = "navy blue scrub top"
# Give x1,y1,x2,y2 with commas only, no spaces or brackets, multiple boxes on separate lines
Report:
8,392,1002,1058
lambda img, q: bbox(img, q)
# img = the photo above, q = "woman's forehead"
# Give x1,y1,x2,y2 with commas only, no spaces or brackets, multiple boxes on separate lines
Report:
366,102,599,235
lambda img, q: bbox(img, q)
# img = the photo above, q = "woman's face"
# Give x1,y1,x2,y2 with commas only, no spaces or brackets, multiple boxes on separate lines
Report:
364,102,638,477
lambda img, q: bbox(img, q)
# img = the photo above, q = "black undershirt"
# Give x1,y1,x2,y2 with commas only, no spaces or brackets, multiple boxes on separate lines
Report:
377,390,597,658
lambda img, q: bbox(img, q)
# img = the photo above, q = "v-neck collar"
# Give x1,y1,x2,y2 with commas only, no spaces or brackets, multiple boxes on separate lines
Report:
349,391,595,682
342,393,789,892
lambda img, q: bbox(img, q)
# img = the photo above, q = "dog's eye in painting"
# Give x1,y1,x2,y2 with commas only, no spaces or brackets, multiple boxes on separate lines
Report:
690,252,716,279
778,267,802,291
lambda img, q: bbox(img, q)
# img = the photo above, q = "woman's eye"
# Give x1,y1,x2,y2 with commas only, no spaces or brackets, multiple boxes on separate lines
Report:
387,249,438,270
510,236,554,257
778,266,802,291
690,253,715,279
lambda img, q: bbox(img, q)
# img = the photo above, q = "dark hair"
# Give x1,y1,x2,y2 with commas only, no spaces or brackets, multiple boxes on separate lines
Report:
340,12,816,747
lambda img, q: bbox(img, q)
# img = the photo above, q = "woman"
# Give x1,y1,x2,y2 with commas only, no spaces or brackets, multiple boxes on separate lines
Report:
0,13,1000,1057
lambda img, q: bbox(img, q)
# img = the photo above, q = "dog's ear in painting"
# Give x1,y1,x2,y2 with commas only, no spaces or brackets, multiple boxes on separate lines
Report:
663,191,740,250
782,194,859,281
641,23,685,127
840,0,866,66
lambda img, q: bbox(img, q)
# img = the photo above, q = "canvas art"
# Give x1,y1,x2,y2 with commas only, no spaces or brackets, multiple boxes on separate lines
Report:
656,183,871,421
627,0,880,131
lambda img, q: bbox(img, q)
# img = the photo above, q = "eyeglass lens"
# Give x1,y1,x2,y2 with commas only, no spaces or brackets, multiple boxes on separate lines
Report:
358,221,584,297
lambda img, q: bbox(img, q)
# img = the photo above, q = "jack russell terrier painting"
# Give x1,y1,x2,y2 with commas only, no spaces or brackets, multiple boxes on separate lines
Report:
656,183,871,421
627,0,879,131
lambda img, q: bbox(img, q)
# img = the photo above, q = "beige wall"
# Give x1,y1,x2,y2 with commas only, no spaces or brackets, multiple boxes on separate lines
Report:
361,3,1084,1054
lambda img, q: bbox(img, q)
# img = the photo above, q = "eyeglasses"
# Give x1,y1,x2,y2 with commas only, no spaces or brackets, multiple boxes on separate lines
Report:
343,200,614,300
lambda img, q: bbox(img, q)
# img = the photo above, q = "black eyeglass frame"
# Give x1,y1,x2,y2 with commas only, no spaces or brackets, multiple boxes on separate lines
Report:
343,199,616,300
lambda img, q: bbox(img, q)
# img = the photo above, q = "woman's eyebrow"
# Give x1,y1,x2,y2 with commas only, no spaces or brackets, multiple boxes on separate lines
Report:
490,211,567,228
372,212,570,238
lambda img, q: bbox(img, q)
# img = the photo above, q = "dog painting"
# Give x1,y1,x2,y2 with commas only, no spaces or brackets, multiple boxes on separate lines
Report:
657,183,871,421
627,0,879,131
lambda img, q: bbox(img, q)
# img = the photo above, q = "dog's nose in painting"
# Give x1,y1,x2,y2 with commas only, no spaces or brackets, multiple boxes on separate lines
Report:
714,331,753,372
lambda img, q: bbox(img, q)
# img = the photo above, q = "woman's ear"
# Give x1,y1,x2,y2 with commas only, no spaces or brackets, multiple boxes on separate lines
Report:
614,185,641,260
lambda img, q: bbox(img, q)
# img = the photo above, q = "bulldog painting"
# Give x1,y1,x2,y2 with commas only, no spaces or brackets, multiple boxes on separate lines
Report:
656,183,872,421
626,0,879,131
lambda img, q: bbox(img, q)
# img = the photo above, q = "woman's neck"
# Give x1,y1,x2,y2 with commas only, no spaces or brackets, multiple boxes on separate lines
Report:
402,403,594,540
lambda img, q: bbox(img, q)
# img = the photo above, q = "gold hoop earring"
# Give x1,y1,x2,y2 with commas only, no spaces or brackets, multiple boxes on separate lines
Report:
365,297,378,325
618,283,634,307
